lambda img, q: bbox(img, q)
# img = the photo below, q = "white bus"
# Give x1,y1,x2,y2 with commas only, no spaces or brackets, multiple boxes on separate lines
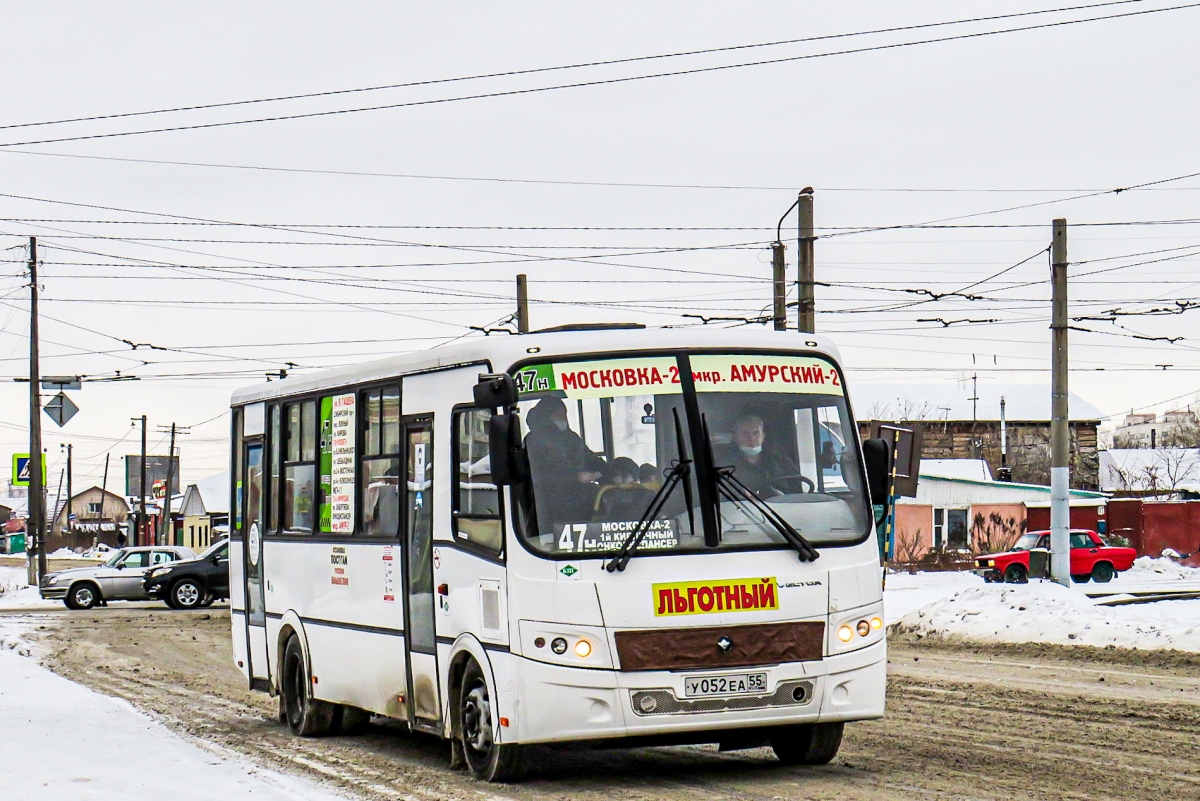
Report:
229,326,892,782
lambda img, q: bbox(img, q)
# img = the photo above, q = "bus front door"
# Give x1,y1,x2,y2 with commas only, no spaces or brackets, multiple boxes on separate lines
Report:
403,420,441,731
242,441,270,689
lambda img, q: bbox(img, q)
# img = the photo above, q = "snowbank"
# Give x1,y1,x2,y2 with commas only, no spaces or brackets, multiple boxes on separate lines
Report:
892,580,1200,652
884,570,981,625
0,647,347,800
1120,555,1200,582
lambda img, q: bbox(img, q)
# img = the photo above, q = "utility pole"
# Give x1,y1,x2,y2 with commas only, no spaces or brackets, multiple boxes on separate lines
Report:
1050,218,1071,586
101,453,110,499
160,423,176,545
516,274,530,334
65,443,72,543
157,423,189,545
771,242,787,331
27,237,46,584
132,415,147,547
998,397,1012,481
797,188,815,333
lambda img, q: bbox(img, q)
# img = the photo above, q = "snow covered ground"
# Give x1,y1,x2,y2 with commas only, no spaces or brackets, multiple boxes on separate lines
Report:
0,565,59,610
889,557,1200,652
0,633,347,800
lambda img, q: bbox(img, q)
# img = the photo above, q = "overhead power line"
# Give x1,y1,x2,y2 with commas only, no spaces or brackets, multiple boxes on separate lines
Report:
1,2,1195,148
0,1,1149,134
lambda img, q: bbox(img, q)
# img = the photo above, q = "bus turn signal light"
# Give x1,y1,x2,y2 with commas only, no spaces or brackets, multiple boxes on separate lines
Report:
837,625,854,643
870,616,883,630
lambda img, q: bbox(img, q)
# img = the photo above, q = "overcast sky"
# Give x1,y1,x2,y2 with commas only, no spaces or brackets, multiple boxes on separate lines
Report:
3,1,1200,490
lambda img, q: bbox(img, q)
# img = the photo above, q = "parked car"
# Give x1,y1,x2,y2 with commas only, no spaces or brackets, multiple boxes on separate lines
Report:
974,529,1137,584
40,546,197,609
143,539,230,609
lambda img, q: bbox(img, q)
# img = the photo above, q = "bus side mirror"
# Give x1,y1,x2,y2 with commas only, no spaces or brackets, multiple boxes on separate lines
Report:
861,438,892,508
488,413,524,486
474,373,518,410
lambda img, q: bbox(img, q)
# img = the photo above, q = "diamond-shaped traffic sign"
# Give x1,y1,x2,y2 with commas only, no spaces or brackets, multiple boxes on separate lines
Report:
43,392,79,427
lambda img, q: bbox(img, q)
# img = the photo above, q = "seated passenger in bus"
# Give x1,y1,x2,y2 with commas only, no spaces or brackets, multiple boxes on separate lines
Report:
715,414,804,498
524,397,606,527
594,457,656,521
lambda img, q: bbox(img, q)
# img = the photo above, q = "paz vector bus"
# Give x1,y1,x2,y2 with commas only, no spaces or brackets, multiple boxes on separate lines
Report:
227,325,892,782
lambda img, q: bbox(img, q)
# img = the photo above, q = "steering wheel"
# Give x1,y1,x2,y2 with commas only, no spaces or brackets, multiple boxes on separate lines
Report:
764,473,816,494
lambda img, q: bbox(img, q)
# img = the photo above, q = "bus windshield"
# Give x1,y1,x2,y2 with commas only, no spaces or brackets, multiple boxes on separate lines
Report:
512,352,871,560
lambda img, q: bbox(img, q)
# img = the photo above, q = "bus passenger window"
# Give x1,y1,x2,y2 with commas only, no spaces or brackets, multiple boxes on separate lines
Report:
283,400,317,535
360,384,402,537
453,408,503,556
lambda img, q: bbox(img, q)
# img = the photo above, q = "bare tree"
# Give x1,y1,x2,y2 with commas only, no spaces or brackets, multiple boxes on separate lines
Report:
893,527,924,564
1102,448,1200,497
971,512,1024,556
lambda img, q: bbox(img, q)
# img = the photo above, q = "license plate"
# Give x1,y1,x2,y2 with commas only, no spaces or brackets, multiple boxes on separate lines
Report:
683,672,768,697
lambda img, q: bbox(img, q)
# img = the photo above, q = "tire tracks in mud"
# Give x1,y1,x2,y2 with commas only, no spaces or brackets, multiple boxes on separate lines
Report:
10,609,1200,800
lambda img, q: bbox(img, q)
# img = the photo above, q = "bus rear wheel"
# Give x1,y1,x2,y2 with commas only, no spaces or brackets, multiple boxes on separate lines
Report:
459,659,524,782
281,635,334,736
771,721,844,765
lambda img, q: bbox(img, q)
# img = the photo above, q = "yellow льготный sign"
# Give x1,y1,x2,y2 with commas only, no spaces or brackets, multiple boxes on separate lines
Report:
653,577,779,616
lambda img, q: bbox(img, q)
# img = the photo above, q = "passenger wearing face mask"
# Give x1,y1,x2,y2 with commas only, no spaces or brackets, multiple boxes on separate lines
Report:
715,414,801,498
525,397,606,528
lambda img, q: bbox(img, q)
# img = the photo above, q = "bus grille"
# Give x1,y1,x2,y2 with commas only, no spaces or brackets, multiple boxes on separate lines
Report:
630,680,814,716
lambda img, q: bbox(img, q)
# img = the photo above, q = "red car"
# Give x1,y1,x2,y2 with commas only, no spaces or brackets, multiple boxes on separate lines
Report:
974,529,1137,584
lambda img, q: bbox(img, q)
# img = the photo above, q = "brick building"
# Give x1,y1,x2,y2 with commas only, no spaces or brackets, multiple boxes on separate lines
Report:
852,382,1102,491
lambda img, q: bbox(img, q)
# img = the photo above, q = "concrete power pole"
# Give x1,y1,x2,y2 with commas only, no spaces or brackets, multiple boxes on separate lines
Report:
27,237,46,584
797,188,815,334
1050,218,1071,586
771,242,787,331
516,274,529,334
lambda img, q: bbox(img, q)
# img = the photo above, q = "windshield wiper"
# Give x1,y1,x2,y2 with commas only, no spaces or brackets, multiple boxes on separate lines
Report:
700,415,819,563
605,408,695,572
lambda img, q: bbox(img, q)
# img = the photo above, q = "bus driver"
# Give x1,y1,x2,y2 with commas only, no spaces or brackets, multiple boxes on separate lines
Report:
717,414,803,498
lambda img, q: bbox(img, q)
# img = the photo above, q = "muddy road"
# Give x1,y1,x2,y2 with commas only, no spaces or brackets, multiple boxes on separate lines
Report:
5,607,1200,800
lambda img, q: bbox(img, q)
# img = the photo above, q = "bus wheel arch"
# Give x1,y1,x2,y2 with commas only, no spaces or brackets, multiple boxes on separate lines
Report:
274,612,309,695
446,637,523,781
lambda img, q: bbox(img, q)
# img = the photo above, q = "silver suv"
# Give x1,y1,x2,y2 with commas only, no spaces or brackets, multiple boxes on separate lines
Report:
40,546,196,609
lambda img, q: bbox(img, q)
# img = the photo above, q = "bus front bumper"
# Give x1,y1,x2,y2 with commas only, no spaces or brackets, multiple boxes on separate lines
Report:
504,638,885,746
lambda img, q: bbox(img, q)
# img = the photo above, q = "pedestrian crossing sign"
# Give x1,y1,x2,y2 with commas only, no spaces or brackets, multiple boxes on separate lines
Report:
11,454,46,487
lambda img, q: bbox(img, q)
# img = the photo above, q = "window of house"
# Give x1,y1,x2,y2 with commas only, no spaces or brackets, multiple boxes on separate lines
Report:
86,502,103,516
360,385,402,537
283,399,318,535
946,509,969,550
453,408,503,557
933,508,945,550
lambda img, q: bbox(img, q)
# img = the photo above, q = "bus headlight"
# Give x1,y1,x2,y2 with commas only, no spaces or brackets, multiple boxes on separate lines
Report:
573,639,593,658
836,625,854,643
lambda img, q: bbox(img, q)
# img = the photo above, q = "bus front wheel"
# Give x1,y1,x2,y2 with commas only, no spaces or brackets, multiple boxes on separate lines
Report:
281,635,334,736
771,721,844,765
459,659,525,782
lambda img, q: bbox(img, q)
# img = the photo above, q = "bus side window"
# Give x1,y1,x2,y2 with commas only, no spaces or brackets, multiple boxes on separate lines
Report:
361,385,402,537
283,400,318,535
453,408,503,557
